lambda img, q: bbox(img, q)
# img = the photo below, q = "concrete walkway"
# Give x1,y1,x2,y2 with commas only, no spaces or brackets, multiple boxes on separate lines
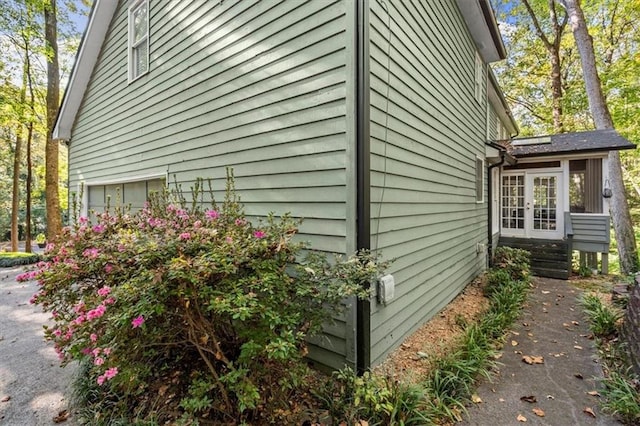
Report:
0,266,77,425
460,277,621,426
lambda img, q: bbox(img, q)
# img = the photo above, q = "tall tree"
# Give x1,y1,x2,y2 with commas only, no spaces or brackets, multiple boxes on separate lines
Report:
558,0,639,274
44,0,61,239
521,0,568,132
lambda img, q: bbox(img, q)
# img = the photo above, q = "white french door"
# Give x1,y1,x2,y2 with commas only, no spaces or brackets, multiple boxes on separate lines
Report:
501,172,563,239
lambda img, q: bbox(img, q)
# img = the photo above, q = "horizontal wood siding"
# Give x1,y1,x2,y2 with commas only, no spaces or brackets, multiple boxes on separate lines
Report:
571,213,610,252
68,0,354,370
368,0,488,366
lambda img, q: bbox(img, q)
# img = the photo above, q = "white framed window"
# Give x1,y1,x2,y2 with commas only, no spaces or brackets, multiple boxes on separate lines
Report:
474,52,484,103
475,156,484,203
128,0,149,82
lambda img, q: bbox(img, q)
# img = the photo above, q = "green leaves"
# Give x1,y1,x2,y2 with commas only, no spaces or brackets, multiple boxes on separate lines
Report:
28,174,390,424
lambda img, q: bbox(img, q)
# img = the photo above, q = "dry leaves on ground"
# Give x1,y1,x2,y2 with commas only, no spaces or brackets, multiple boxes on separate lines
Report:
522,355,544,365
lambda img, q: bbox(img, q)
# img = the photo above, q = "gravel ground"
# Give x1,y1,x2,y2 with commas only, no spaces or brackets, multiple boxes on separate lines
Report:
0,267,77,425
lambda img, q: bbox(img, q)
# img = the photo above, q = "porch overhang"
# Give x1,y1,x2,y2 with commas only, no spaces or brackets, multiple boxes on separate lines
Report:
509,129,636,159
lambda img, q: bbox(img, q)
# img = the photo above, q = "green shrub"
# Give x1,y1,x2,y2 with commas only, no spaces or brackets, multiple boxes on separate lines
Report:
580,293,622,338
493,246,531,281
483,268,512,297
25,174,388,424
316,367,429,425
601,369,640,424
0,252,40,267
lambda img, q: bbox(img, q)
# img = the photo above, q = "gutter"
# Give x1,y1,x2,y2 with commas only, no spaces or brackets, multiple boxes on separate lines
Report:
486,142,512,265
355,0,371,375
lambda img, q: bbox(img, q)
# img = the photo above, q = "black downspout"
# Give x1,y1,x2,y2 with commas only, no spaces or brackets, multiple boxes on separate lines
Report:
355,0,371,376
487,151,506,266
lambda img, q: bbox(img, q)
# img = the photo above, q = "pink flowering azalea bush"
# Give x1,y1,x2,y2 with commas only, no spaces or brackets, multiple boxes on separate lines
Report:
27,176,387,424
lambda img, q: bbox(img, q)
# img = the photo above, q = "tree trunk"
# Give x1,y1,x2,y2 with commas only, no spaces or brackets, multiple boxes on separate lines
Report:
11,59,28,252
45,0,61,240
25,122,33,253
11,129,23,252
559,0,639,274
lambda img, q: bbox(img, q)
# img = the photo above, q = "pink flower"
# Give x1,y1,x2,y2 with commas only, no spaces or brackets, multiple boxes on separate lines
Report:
53,328,62,337
90,333,98,342
179,232,191,240
104,297,115,305
205,210,219,220
94,357,104,366
74,314,86,325
105,264,113,273
92,224,105,233
225,236,233,244
131,315,145,328
86,304,106,320
74,302,85,314
79,216,88,224
235,218,246,226
92,348,101,357
104,367,118,379
103,348,111,356
253,230,266,239
83,248,100,259
81,347,92,355
97,375,105,385
97,286,111,297
193,220,202,229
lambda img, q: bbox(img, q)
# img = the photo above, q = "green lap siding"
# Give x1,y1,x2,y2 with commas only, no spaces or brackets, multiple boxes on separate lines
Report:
68,0,355,370
368,0,489,366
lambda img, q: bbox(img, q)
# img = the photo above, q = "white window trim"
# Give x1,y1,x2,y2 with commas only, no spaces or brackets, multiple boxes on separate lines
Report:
79,172,167,219
476,156,485,203
474,52,484,103
128,0,150,83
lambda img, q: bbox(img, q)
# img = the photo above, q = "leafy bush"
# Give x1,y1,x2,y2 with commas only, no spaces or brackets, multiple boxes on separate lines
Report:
315,367,429,425
493,246,531,281
580,293,622,338
0,252,41,267
25,175,387,424
483,268,512,297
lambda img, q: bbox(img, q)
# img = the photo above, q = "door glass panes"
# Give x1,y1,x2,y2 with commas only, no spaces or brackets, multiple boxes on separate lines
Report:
533,176,557,230
501,175,524,229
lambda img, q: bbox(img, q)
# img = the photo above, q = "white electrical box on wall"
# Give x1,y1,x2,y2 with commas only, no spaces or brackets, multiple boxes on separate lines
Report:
378,274,395,305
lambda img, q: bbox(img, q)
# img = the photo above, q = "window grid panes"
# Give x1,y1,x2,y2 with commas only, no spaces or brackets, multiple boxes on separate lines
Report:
129,0,149,80
501,175,524,229
533,176,557,230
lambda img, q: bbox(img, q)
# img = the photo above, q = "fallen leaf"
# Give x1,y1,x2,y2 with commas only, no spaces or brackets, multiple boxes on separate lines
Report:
53,410,70,423
493,353,503,360
572,321,580,325
416,351,428,359
499,398,506,402
522,355,544,365
532,407,545,417
522,322,530,327
546,395,555,400
584,407,596,418
541,290,550,294
512,331,520,336
511,340,519,346
158,385,168,396
527,332,534,337
357,420,369,426
520,395,537,403
574,345,583,350
471,393,482,403
0,396,9,402
575,373,584,380
562,323,572,328
517,414,527,422
587,390,601,397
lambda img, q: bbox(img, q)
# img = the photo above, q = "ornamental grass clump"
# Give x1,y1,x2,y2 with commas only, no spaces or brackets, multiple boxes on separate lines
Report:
25,175,387,424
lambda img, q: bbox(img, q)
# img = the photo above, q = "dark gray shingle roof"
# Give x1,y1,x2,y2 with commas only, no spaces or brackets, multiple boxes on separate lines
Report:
510,129,636,158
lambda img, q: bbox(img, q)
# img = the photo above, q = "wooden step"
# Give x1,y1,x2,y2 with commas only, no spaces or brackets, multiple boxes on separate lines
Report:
498,237,571,280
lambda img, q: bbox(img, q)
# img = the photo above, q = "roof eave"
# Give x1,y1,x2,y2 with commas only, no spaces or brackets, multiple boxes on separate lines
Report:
52,0,119,140
456,0,507,63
